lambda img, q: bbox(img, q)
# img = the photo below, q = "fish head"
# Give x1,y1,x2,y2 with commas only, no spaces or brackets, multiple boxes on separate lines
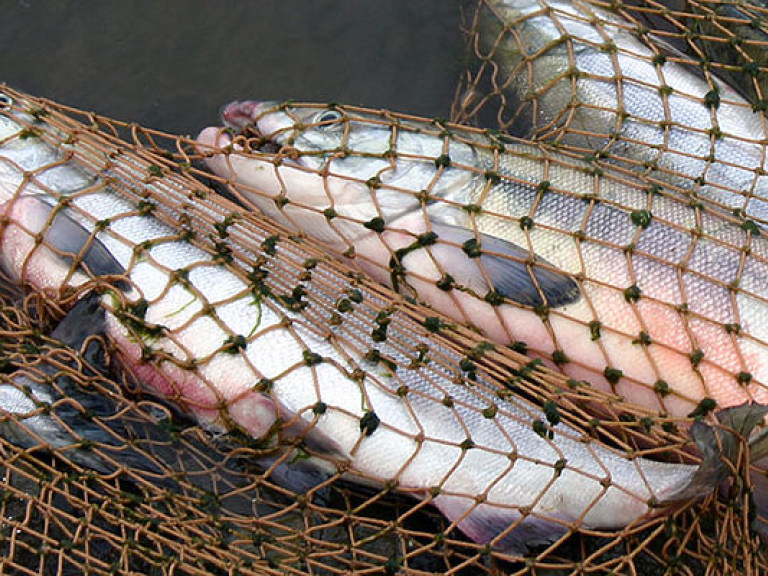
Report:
216,100,468,181
197,101,479,246
0,93,20,139
0,91,23,121
0,91,46,140
220,101,393,177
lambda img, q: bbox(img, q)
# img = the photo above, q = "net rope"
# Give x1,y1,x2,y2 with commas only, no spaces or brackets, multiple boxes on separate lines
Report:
453,0,768,230
0,1,767,570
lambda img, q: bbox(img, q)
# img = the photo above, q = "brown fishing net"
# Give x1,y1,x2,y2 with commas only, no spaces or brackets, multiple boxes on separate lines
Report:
453,0,768,232
0,0,767,570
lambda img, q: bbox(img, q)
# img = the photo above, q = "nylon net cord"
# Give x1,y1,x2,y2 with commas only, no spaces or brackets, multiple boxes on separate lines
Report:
453,0,768,229
0,92,761,574
0,2,766,571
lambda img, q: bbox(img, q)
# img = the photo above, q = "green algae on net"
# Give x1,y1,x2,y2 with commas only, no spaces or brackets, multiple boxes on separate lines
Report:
0,73,765,576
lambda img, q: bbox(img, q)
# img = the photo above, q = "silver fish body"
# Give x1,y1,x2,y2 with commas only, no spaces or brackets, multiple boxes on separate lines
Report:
458,0,768,225
0,90,732,553
199,101,768,419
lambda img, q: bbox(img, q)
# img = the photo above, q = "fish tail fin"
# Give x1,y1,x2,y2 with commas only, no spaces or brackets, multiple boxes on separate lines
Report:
702,404,768,539
746,424,768,539
664,420,734,502
749,460,768,540
657,403,768,504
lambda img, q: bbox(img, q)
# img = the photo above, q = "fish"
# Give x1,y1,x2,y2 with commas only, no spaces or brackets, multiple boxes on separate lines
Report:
622,0,768,108
0,291,175,480
0,287,293,505
198,100,768,420
0,88,749,554
454,0,768,228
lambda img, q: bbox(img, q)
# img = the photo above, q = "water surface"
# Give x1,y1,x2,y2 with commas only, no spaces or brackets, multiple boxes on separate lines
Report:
1,1,463,134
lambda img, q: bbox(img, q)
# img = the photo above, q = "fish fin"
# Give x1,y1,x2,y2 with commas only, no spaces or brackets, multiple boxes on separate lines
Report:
402,222,580,308
0,293,173,480
432,495,570,554
662,421,731,502
256,452,331,496
49,291,107,351
748,428,768,463
711,403,768,471
749,458,768,540
717,404,768,539
661,403,768,503
31,198,125,278
278,400,347,459
716,403,768,440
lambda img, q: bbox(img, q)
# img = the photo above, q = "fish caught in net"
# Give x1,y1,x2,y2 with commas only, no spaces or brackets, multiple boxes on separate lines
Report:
199,98,766,423
0,87,761,574
453,0,768,230
1,0,768,572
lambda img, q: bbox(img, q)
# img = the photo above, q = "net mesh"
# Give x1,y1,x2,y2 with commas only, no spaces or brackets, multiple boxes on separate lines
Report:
0,0,767,570
453,0,768,231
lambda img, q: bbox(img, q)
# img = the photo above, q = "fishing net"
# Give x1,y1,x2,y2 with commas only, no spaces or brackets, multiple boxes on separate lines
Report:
0,1,767,569
454,0,768,234
0,85,763,574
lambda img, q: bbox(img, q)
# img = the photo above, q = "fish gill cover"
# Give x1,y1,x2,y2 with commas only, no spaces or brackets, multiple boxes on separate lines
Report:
0,2,768,575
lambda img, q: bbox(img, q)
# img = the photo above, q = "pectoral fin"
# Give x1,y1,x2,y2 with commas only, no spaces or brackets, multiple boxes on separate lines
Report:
37,200,126,280
401,222,580,308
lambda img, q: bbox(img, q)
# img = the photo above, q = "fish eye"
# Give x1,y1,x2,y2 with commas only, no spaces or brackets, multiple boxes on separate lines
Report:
0,93,12,109
314,109,343,127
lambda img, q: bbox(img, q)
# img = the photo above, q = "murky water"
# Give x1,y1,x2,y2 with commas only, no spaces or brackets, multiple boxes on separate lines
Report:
0,1,463,134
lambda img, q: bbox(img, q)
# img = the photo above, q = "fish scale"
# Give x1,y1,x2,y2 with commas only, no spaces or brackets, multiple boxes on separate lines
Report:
199,100,768,418
457,0,768,225
0,87,740,554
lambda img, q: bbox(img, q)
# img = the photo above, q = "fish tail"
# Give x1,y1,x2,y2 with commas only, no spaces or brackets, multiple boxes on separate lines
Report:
657,404,768,504
700,404,768,539
715,403,768,465
749,458,768,540
747,426,768,538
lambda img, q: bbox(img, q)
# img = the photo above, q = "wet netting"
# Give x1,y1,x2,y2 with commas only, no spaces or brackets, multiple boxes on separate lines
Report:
0,2,767,569
453,0,768,228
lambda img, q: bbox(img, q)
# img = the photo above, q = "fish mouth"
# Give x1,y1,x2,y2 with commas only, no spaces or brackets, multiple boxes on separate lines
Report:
220,100,282,155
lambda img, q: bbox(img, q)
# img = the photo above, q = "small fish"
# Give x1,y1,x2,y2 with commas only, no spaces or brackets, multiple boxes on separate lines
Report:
455,0,768,227
199,100,768,419
0,287,327,512
0,292,173,479
0,89,746,553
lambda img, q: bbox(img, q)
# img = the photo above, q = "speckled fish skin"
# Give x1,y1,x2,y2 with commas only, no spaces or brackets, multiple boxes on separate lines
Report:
460,0,768,226
0,91,732,553
198,101,768,419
